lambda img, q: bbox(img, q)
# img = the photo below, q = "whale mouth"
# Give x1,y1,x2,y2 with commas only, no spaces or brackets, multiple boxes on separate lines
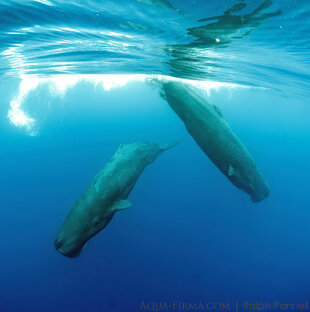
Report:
57,246,83,258
250,189,270,203
54,238,84,258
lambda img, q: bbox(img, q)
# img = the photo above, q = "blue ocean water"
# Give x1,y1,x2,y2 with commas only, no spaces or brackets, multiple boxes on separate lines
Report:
0,1,310,312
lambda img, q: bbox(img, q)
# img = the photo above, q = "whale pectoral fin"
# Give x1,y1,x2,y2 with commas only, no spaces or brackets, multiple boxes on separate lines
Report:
228,164,235,177
112,199,131,212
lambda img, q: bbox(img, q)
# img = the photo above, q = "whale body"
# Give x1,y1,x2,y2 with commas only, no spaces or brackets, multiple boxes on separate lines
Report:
161,81,269,203
55,140,179,258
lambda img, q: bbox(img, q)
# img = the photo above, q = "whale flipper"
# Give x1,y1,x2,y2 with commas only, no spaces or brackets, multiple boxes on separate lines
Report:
112,200,131,212
228,164,235,177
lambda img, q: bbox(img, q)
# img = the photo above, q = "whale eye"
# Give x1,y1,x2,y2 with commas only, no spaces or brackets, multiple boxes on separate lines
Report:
93,217,100,227
54,237,64,250
119,144,124,148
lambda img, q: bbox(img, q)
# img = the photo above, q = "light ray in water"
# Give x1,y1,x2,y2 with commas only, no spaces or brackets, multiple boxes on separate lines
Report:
32,0,53,6
7,74,254,136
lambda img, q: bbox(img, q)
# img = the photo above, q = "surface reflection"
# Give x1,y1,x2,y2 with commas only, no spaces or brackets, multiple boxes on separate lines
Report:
166,0,281,79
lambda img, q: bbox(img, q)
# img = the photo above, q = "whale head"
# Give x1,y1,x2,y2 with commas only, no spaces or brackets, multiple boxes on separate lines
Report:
249,177,270,203
228,164,270,203
54,213,95,258
54,235,85,258
54,198,131,258
54,199,113,258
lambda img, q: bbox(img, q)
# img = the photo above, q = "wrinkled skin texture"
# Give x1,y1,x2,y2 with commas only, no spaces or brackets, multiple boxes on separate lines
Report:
162,81,270,203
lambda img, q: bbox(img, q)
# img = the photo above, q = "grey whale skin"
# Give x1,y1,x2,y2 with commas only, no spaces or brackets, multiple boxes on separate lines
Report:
162,81,269,203
55,141,179,258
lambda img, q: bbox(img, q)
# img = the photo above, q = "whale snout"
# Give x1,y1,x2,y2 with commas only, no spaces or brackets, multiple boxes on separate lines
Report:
250,181,270,203
54,237,84,258
54,237,63,250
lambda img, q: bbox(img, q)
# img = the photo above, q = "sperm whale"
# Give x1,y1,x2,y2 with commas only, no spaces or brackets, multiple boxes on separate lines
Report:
161,80,269,202
55,140,180,258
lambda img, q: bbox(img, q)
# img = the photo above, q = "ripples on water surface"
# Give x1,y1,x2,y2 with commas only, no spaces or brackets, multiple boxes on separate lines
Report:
0,0,309,98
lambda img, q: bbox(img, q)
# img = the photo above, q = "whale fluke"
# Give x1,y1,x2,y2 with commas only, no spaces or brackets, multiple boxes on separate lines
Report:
160,139,182,152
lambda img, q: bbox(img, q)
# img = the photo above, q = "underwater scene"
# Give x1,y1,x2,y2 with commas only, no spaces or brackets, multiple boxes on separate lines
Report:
0,0,310,311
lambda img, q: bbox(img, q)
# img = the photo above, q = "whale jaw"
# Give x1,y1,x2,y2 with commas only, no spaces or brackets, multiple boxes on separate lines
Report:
54,237,84,258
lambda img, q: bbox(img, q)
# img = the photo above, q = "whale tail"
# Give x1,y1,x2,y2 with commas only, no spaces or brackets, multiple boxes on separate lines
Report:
160,139,182,152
